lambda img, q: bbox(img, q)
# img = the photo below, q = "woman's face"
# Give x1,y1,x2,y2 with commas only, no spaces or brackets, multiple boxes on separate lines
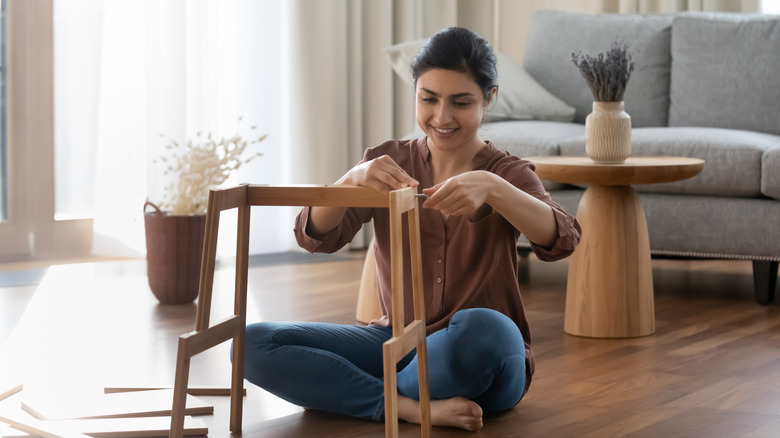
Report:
415,68,492,154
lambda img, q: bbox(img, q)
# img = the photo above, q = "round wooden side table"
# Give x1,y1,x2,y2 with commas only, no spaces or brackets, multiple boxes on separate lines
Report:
528,156,705,338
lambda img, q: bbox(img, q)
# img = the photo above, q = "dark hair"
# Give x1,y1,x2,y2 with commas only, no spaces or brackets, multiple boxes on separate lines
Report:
410,27,498,101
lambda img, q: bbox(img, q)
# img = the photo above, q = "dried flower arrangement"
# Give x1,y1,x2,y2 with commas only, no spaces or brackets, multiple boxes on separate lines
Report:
154,118,266,216
571,40,635,102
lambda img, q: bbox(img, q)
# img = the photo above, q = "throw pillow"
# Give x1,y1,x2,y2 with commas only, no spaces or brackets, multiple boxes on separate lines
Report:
669,12,780,136
384,39,575,123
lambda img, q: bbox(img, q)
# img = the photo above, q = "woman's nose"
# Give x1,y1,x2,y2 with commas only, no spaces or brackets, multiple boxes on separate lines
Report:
434,104,451,123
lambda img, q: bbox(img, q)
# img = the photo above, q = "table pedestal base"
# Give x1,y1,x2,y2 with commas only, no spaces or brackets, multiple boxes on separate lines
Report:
564,185,655,338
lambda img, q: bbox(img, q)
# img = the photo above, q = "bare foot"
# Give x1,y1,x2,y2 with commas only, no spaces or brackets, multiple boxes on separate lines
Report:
398,395,484,431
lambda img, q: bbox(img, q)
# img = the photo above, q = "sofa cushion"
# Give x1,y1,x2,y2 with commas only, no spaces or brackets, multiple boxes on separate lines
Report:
482,121,584,191
482,120,584,158
763,147,780,201
669,12,780,136
559,127,780,197
523,10,673,128
524,190,780,260
384,39,576,122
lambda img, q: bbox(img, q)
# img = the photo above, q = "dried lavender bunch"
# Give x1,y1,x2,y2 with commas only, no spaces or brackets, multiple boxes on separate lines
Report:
154,118,267,215
571,40,635,102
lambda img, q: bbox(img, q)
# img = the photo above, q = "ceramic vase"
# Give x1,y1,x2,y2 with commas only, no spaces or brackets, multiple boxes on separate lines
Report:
585,101,632,164
144,202,206,304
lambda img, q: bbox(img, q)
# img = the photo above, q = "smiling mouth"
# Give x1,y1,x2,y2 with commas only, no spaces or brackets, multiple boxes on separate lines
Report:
433,127,456,134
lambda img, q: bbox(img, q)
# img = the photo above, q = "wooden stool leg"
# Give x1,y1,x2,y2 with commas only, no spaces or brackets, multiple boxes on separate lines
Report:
415,337,432,437
170,336,192,438
229,331,245,432
408,201,431,437
229,201,251,433
383,343,400,438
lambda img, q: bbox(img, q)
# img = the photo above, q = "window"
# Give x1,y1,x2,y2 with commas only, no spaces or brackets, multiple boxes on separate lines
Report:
0,0,92,261
763,0,780,13
0,0,35,260
0,1,7,222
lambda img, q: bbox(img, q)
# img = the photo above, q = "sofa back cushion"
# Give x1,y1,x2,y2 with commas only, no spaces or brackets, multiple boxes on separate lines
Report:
385,39,576,123
669,12,780,136
523,10,673,128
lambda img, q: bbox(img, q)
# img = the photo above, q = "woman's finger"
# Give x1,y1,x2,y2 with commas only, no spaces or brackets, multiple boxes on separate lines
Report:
369,156,418,190
378,156,418,186
422,177,484,215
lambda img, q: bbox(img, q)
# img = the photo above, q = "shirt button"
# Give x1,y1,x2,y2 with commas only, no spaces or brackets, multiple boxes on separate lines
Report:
437,258,443,264
436,277,442,284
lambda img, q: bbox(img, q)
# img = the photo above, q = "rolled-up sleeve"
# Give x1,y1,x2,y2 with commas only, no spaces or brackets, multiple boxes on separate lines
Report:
498,158,581,262
293,206,373,254
530,202,581,262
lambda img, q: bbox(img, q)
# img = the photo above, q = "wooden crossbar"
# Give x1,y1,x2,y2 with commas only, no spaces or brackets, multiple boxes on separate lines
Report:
170,185,431,437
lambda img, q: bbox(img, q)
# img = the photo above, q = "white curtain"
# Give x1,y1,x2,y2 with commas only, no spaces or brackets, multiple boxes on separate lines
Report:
64,0,401,257
66,0,452,257
57,0,281,257
57,0,762,258
54,0,148,257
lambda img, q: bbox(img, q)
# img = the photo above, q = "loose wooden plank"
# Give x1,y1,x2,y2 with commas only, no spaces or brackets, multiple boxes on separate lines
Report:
1,415,207,437
104,385,245,396
21,389,212,421
0,411,90,438
1,383,23,401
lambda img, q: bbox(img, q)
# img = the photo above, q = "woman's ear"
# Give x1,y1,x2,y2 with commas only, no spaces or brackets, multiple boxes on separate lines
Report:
484,86,498,109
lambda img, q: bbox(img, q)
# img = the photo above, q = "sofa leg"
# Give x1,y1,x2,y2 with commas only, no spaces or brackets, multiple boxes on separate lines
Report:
752,260,778,305
517,247,531,284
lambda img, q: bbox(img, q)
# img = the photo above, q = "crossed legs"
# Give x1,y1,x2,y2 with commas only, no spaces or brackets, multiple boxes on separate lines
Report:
239,308,526,431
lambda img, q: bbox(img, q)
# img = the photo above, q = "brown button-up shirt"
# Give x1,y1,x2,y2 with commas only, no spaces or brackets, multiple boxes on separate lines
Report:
294,137,581,394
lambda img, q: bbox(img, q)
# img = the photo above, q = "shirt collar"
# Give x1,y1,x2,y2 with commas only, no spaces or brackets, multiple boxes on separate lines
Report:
414,136,496,170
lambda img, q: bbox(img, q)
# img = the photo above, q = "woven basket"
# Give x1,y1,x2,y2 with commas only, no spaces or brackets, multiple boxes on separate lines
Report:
143,202,206,304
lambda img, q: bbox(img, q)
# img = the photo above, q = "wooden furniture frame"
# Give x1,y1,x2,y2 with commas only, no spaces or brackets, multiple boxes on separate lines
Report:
528,157,705,338
170,185,431,437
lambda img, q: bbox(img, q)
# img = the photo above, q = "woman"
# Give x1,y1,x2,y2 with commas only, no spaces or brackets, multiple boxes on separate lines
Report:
241,27,581,432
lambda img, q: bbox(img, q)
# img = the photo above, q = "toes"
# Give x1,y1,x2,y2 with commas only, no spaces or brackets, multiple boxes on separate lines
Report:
460,415,483,432
427,398,485,431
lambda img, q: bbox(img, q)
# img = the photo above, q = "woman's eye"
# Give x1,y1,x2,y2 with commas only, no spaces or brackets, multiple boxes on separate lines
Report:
454,101,470,106
420,97,436,103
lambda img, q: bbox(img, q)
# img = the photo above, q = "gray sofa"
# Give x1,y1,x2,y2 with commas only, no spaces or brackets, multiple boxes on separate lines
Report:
484,10,780,304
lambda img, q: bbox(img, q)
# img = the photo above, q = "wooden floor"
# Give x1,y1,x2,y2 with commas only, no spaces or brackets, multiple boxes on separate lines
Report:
1,251,780,437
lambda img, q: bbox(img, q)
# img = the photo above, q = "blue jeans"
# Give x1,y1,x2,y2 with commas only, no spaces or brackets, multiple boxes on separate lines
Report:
238,308,526,422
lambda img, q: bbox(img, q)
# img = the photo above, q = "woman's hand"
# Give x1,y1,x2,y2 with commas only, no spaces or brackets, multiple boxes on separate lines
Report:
423,170,557,247
421,171,494,216
338,155,419,194
308,155,417,237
